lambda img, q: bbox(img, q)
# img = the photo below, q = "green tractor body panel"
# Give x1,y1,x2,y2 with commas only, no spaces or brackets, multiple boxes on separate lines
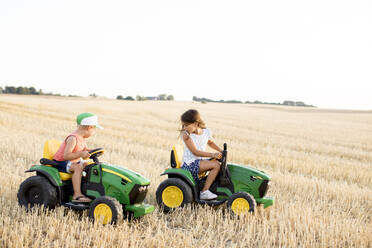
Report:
228,163,270,181
101,164,151,186
228,163,271,200
125,203,155,218
216,187,233,197
85,163,152,208
255,196,274,208
161,168,196,186
26,165,63,187
99,163,154,217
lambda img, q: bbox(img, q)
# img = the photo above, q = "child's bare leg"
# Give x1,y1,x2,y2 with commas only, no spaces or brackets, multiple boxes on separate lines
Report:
69,163,84,198
199,160,220,192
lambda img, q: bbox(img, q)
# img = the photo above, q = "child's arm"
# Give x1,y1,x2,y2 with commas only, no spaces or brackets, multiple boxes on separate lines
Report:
207,140,223,153
183,132,222,159
63,136,90,161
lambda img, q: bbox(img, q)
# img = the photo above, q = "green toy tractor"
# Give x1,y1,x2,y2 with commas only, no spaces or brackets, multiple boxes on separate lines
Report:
156,143,274,215
17,140,154,224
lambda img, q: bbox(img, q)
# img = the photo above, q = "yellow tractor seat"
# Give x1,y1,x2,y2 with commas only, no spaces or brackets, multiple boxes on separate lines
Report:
170,146,206,179
43,140,72,181
57,171,72,181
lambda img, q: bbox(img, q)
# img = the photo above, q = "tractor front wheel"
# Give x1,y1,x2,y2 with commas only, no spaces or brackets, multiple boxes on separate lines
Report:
227,192,256,216
156,178,192,213
89,196,123,225
17,175,58,210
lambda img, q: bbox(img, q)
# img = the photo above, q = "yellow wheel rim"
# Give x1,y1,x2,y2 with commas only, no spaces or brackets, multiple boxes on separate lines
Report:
93,203,112,224
162,186,183,208
231,197,250,215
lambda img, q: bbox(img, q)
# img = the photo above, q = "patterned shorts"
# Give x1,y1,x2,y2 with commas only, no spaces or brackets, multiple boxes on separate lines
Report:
181,159,201,182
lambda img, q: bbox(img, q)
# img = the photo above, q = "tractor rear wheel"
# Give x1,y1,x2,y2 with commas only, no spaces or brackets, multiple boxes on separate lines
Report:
156,178,192,213
227,192,256,216
17,175,58,210
89,196,123,225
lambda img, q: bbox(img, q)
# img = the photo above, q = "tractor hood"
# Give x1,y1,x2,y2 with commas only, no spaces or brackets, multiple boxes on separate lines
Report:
101,163,150,185
227,163,271,181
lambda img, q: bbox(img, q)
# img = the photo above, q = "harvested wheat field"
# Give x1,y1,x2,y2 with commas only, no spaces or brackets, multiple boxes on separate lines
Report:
0,94,371,248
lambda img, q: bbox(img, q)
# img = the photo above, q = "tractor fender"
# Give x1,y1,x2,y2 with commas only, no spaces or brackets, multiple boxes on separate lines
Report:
26,169,58,187
26,167,63,202
160,171,198,199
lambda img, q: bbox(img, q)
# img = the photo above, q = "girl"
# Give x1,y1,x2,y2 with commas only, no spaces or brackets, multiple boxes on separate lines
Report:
180,109,223,200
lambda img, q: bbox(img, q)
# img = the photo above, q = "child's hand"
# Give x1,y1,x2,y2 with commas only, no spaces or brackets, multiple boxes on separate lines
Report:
213,152,222,159
80,151,90,159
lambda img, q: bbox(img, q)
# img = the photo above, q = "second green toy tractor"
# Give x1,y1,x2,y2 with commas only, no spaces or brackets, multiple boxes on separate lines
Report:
18,140,154,224
156,143,274,215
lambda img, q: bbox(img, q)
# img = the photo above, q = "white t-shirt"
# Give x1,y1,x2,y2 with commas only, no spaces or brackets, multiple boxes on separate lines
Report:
181,128,213,165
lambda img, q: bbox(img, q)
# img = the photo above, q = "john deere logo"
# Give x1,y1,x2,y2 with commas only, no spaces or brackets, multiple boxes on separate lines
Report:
250,176,263,181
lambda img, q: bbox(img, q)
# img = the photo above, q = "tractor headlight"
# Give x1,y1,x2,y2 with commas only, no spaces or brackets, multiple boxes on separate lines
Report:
129,185,149,204
139,186,148,192
258,180,269,198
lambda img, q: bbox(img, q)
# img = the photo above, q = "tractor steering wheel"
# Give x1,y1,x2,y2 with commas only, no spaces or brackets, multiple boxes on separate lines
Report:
218,143,231,186
220,143,227,169
211,143,227,165
89,148,104,162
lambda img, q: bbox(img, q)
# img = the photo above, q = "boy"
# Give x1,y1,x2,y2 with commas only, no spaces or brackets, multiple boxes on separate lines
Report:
53,112,102,203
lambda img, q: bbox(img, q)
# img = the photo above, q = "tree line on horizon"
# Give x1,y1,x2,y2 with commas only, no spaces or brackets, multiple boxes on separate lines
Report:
192,96,315,107
1,86,42,95
116,94,174,101
0,86,314,107
0,86,79,97
0,85,175,101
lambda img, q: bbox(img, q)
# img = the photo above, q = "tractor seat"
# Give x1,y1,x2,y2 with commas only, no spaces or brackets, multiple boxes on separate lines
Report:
42,140,72,181
57,171,72,181
46,166,72,181
170,146,206,179
170,146,181,168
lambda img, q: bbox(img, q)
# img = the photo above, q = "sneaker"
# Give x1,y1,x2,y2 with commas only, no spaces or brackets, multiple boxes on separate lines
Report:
200,190,217,200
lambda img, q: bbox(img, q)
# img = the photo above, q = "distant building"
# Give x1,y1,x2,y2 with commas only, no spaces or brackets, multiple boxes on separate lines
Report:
295,101,305,106
283,101,295,106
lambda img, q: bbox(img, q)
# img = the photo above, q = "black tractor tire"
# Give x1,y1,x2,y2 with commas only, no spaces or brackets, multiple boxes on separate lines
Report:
17,175,58,210
156,177,193,213
227,192,256,216
89,196,123,225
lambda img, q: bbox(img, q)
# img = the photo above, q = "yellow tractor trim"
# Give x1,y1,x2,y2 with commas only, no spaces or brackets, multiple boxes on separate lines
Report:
102,168,132,183
89,149,104,156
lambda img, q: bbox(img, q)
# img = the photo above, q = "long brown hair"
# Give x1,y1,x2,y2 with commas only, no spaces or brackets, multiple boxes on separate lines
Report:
180,109,206,133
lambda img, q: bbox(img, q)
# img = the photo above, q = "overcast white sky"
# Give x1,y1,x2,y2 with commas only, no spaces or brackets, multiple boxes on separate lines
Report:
0,0,371,109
